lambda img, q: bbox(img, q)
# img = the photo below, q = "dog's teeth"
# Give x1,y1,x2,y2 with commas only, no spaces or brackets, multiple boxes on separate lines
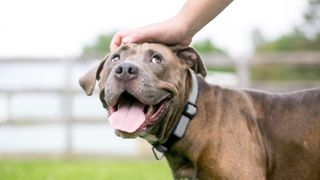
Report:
147,105,155,115
117,104,120,110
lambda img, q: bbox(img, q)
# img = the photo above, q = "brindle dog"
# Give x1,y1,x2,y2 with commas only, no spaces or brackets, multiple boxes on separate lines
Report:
79,43,320,180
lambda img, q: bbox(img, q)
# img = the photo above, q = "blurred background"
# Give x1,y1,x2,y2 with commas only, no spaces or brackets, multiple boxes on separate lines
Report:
0,0,319,179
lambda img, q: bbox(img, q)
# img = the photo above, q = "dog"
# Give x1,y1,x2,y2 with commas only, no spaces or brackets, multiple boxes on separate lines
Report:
79,43,320,179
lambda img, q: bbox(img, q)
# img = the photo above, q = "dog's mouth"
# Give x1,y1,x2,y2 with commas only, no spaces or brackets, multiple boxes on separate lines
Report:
106,91,171,134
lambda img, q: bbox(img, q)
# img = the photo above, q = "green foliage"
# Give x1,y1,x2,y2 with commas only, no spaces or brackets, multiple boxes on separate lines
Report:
0,159,171,180
82,33,115,56
192,38,226,54
254,0,320,52
304,0,320,32
251,65,320,81
206,66,235,73
256,29,320,52
82,32,226,56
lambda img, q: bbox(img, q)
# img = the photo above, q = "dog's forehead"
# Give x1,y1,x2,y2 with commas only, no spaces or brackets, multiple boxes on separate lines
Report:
117,43,174,57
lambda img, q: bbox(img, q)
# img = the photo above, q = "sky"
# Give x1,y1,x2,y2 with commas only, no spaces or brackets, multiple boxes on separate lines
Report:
0,0,308,58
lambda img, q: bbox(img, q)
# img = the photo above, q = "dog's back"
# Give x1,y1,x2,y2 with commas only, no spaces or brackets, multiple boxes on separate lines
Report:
245,88,320,179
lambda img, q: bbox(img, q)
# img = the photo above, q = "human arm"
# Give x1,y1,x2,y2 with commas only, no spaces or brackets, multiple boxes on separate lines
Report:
110,0,233,51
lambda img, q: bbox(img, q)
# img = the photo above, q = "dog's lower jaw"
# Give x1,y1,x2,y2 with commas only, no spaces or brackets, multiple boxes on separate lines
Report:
115,130,139,138
114,126,161,143
140,134,159,144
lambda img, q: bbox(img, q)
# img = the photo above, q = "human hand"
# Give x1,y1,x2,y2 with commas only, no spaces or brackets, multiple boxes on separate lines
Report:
109,0,232,51
110,20,192,51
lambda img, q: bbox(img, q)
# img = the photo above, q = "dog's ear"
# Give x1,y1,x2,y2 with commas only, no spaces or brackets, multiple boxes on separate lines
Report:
79,54,108,96
173,46,207,77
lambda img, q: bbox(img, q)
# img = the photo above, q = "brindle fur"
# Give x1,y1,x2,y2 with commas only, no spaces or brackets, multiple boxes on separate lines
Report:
79,43,320,180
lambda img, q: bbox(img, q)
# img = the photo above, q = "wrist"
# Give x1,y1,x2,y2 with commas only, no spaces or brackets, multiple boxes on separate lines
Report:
171,15,194,40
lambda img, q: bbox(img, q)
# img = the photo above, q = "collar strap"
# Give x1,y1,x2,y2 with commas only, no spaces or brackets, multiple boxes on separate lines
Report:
152,70,198,159
173,69,198,138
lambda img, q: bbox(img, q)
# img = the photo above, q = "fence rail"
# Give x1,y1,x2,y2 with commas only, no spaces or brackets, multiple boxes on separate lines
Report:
0,52,319,156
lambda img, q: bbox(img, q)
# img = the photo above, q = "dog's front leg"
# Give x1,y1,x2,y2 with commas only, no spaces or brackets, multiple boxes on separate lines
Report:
166,154,198,180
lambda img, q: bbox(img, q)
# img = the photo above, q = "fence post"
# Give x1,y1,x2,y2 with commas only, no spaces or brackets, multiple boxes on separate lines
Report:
62,59,74,158
6,93,13,123
235,58,250,87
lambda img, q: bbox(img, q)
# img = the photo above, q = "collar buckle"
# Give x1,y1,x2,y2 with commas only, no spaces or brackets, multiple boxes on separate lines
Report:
152,145,166,160
172,102,197,138
183,102,197,118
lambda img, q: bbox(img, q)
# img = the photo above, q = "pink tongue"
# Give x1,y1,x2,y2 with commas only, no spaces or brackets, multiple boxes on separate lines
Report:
108,100,146,133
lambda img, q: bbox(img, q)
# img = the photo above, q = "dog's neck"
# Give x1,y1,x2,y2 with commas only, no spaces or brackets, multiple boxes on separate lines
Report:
151,69,199,159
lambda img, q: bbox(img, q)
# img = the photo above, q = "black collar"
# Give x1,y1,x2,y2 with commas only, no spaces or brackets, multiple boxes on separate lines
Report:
152,70,198,160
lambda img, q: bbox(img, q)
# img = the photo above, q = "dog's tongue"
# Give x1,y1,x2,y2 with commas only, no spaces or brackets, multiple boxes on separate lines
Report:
108,100,146,133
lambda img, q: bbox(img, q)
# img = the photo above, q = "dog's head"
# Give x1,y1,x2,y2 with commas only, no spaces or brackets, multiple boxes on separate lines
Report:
79,43,206,143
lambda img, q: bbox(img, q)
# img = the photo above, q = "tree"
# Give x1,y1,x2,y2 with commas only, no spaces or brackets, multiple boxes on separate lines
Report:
255,28,320,52
192,38,226,54
82,32,226,56
254,0,320,52
303,0,320,37
251,28,266,50
82,33,114,56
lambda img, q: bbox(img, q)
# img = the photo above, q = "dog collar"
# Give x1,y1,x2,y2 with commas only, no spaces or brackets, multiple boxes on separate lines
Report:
152,69,198,159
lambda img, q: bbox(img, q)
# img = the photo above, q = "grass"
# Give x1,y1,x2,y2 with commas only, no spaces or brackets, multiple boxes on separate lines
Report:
0,159,172,180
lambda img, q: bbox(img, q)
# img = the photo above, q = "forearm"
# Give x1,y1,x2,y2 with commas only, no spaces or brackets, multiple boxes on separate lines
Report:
174,0,233,37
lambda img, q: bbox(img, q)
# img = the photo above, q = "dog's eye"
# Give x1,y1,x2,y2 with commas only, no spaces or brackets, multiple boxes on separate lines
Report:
151,55,162,64
111,55,120,63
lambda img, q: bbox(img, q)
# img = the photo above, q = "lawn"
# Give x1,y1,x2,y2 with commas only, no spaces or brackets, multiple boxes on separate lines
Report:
0,159,172,180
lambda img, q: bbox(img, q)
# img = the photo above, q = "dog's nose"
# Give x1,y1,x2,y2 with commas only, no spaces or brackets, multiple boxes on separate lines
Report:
114,62,139,80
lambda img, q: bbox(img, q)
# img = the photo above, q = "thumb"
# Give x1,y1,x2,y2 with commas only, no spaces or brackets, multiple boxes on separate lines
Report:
122,36,134,44
122,31,147,44
110,31,127,51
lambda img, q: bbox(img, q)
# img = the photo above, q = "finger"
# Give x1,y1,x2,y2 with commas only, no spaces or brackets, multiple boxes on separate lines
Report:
121,32,142,44
110,35,121,51
122,36,133,44
124,28,149,44
110,32,126,51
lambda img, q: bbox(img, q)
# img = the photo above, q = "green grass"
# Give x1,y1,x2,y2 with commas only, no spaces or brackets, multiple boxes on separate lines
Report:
0,159,172,180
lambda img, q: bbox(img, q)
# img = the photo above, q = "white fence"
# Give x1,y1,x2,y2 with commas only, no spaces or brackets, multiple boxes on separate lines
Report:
0,58,139,157
0,52,319,157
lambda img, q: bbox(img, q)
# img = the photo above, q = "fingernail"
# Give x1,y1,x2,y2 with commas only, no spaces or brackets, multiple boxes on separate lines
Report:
122,37,132,43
